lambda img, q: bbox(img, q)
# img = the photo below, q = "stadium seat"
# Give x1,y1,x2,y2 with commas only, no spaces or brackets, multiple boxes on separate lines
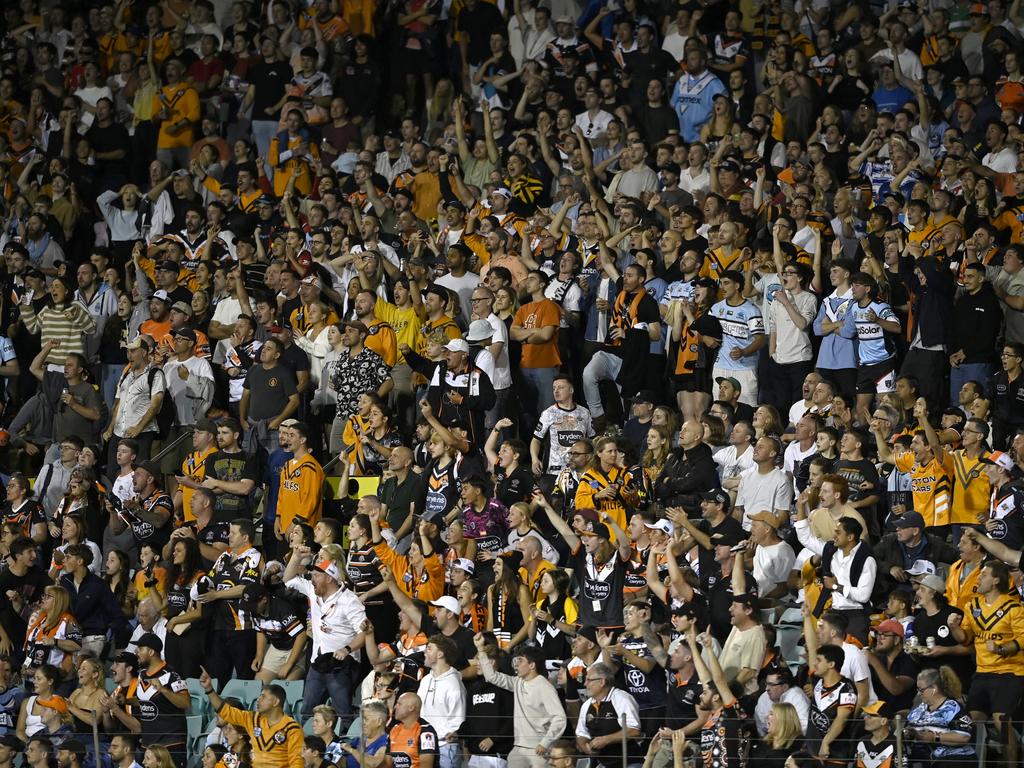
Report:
220,679,263,710
273,679,305,719
185,714,204,768
185,677,217,724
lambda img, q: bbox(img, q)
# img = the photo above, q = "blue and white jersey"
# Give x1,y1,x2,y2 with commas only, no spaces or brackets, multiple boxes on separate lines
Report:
661,279,695,306
644,277,668,354
813,289,857,370
841,299,900,365
710,298,764,371
670,69,727,143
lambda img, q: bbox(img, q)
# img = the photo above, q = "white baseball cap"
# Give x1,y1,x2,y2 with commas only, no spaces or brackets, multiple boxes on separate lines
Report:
430,596,461,615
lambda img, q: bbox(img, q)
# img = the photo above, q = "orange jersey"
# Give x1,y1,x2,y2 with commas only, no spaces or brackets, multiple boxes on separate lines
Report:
388,719,439,768
277,453,324,530
216,702,304,768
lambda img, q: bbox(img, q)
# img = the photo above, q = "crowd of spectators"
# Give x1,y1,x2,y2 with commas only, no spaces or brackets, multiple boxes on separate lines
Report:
2,0,1024,766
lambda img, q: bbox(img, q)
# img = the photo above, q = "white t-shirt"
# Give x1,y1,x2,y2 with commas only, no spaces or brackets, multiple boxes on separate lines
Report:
436,271,481,324
753,540,796,596
736,467,794,530
484,313,512,390
211,295,243,327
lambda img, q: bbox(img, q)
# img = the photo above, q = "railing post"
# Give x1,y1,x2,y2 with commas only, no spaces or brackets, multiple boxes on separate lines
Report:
621,712,627,768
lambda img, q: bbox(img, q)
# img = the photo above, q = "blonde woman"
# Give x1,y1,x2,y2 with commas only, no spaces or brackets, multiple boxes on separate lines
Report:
67,656,105,732
641,425,672,483
24,586,81,679
142,745,178,768
750,702,803,768
295,301,334,386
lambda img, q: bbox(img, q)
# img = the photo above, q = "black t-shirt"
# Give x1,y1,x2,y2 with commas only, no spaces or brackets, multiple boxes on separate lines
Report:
87,121,130,178
0,564,51,661
869,650,919,714
665,672,701,729
495,464,533,508
417,616,476,670
205,449,259,518
243,362,298,421
834,457,880,532
707,567,755,643
456,2,505,65
248,58,292,115
911,606,974,686
992,371,1024,427
696,516,746,590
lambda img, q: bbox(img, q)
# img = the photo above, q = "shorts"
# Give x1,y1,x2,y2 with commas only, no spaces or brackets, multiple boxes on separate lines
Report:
261,644,306,677
673,367,713,394
966,672,1024,715
855,359,896,395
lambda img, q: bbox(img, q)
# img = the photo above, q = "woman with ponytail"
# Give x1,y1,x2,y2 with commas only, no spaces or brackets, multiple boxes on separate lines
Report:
905,666,975,768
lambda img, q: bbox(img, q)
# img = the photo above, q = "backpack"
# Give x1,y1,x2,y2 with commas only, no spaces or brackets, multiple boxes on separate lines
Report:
148,368,177,435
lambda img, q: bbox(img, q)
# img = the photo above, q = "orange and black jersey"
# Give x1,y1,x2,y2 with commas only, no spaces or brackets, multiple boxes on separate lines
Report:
961,593,1024,674
217,702,304,768
855,736,902,768
206,545,263,631
277,453,324,531
388,718,439,768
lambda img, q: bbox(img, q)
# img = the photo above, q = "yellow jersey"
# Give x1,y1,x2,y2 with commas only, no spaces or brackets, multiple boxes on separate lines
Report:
945,558,982,611
375,297,423,365
943,450,992,526
894,451,952,529
276,453,324,531
961,593,1024,675
216,702,304,768
180,446,215,522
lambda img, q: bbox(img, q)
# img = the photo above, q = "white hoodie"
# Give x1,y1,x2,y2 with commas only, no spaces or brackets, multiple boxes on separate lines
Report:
417,666,467,740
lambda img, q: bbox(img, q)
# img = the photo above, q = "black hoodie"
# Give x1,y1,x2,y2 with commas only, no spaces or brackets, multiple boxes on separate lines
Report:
906,257,954,349
948,281,1003,364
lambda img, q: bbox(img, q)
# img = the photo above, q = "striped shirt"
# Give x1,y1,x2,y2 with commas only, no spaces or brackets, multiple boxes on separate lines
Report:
21,301,97,365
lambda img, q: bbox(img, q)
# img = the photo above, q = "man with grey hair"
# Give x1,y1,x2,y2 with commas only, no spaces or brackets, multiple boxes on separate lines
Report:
575,661,642,767
126,598,168,652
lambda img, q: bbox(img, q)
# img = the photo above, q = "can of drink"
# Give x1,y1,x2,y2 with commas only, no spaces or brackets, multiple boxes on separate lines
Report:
926,636,936,649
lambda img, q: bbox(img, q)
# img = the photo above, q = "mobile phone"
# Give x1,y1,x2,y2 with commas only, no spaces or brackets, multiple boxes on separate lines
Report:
21,289,33,306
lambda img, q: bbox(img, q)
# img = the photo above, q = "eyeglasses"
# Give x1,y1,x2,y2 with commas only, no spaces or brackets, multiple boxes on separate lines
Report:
471,297,489,302
782,270,798,276
917,684,934,692
570,451,592,456
766,680,784,687
1002,352,1022,358
872,414,891,422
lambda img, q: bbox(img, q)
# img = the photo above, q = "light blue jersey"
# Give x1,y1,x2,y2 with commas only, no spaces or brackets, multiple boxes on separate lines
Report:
710,298,764,371
813,288,857,370
670,70,727,143
840,299,900,365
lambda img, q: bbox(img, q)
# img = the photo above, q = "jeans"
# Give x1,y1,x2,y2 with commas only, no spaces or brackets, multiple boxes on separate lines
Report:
303,659,356,719
101,363,123,411
949,362,992,408
582,351,623,417
521,366,558,416
439,742,462,768
251,119,279,176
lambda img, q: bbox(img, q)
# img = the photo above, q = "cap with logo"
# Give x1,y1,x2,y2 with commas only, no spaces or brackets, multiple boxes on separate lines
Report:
430,596,461,614
644,519,675,536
